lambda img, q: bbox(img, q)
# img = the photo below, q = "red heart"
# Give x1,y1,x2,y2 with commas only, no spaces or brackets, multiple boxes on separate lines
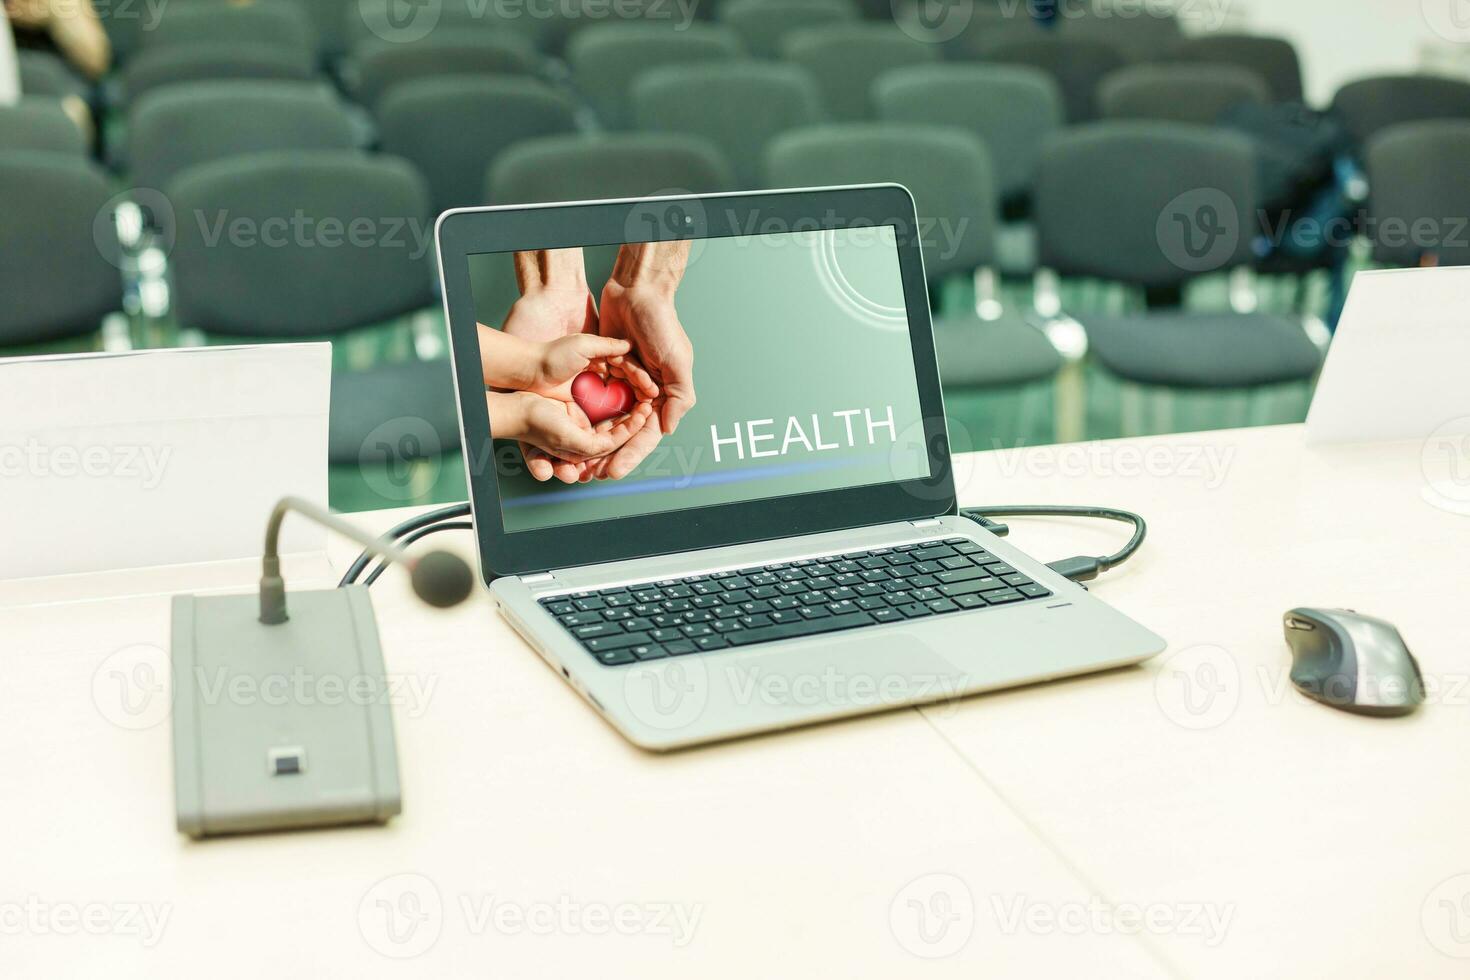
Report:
570,371,635,424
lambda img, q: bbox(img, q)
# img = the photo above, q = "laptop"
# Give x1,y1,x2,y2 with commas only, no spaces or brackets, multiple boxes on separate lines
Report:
437,184,1164,750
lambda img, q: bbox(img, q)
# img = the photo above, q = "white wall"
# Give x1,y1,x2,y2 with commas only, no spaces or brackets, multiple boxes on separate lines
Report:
1230,0,1462,104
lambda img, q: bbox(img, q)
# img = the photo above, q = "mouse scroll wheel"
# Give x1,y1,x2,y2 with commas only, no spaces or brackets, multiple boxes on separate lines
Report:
1286,617,1317,631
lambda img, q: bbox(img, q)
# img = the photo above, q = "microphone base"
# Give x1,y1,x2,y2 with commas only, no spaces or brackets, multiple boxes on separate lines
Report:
170,585,402,839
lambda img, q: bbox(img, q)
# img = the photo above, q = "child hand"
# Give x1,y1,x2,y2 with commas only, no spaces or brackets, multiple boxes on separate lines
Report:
534,334,660,404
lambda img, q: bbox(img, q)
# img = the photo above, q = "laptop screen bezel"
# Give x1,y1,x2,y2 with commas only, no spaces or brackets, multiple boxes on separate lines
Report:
436,184,955,581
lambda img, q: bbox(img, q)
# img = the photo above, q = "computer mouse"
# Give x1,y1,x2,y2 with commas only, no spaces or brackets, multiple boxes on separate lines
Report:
1283,608,1424,716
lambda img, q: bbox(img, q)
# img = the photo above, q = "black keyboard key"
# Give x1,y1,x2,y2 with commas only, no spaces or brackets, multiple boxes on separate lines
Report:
770,596,801,609
749,586,779,599
585,631,652,652
547,601,575,615
954,593,987,609
1019,584,1052,598
574,622,624,640
913,546,958,562
896,602,932,619
768,610,804,624
939,578,1003,598
727,611,875,646
984,589,1025,604
664,585,694,598
606,593,636,606
927,598,961,614
664,640,697,656
594,649,637,665
630,644,667,661
624,617,653,631
1002,574,1029,587
798,606,831,619
871,608,904,622
856,596,889,610
938,556,972,570
740,613,773,628
711,618,744,633
936,566,995,585
695,635,730,651
573,597,607,612
649,628,683,643
680,624,714,637
559,611,602,627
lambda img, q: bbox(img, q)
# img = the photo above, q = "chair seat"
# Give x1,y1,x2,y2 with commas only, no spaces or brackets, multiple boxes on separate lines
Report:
328,359,462,465
932,310,1063,388
1080,312,1321,388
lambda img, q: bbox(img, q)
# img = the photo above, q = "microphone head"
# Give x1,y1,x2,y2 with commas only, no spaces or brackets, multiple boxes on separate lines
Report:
411,551,475,608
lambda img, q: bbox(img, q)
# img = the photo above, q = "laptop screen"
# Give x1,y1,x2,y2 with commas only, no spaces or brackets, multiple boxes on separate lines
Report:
466,224,931,533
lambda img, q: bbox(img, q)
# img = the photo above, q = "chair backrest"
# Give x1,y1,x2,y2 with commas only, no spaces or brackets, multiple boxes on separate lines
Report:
763,122,996,278
874,63,1061,203
127,80,356,191
120,43,317,107
16,50,88,99
143,0,318,59
568,23,743,129
1365,120,1470,268
346,0,544,54
378,75,578,216
936,5,1045,61
632,61,821,188
1099,64,1270,125
168,151,434,335
982,36,1127,123
1055,8,1181,62
1036,122,1258,287
1166,34,1303,104
351,32,540,108
0,99,87,155
0,152,121,345
488,132,734,203
780,24,937,122
718,0,857,59
1332,74,1470,149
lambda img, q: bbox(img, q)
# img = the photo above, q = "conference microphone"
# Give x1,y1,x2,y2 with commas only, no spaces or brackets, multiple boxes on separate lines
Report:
172,495,474,839
258,496,475,624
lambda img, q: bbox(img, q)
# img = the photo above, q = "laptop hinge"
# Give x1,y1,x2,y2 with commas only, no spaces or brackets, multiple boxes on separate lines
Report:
522,572,555,586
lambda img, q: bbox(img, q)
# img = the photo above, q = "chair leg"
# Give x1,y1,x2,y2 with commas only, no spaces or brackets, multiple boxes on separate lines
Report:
1054,359,1086,444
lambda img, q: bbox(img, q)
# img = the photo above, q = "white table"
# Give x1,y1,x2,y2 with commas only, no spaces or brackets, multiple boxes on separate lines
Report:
4,424,1465,978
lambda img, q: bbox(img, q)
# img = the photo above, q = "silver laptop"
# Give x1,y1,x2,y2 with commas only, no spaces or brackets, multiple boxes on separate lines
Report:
436,185,1164,750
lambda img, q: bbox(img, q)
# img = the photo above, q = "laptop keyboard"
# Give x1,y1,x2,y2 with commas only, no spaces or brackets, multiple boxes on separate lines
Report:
537,537,1055,667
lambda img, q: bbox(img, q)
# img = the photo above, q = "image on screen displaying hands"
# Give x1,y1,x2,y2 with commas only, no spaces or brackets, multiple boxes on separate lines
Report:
480,242,695,484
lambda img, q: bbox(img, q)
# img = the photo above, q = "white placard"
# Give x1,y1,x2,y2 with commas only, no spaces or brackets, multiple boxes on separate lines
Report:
0,343,331,580
1305,267,1470,445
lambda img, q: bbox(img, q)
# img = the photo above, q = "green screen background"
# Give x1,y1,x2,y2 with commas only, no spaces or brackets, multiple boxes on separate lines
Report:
468,227,931,532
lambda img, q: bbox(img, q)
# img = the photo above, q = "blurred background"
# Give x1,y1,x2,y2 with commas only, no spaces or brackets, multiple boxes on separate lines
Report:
4,0,1468,511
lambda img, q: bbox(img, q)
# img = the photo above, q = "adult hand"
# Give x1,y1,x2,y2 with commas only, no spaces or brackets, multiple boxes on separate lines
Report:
598,246,696,434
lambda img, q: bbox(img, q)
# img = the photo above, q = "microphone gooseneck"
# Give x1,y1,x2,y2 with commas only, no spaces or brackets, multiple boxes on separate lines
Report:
259,497,469,624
